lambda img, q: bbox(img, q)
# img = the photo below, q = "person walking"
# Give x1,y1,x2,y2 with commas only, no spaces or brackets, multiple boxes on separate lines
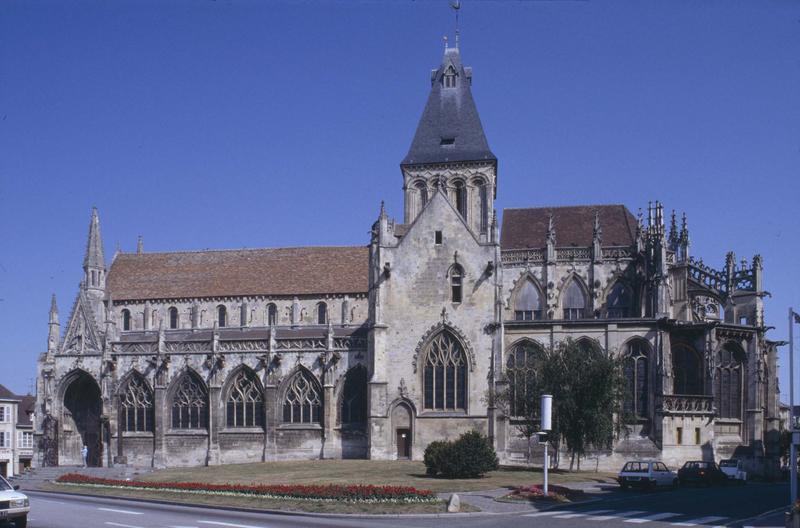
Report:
81,445,88,468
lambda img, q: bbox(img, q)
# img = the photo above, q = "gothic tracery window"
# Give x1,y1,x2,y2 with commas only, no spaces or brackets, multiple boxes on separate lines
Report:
606,282,632,318
506,341,544,417
623,339,649,420
715,344,744,420
563,280,587,320
514,280,543,321
283,371,322,424
450,265,463,303
673,344,703,395
423,331,467,411
171,373,208,429
119,375,154,432
226,369,264,428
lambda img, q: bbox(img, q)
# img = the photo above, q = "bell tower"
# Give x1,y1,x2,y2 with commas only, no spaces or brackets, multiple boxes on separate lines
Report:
401,44,497,241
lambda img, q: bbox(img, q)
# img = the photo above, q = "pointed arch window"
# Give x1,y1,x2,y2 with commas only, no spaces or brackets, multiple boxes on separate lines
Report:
226,370,264,428
563,280,587,320
217,305,227,328
317,302,328,325
415,181,428,211
122,309,131,331
119,375,154,432
171,373,208,429
453,180,467,221
423,331,467,411
341,365,368,426
168,307,179,329
607,282,632,318
673,344,703,395
623,339,649,420
506,341,544,417
450,265,463,304
515,280,543,321
479,181,489,234
283,371,322,424
443,65,457,88
267,303,278,325
715,344,744,420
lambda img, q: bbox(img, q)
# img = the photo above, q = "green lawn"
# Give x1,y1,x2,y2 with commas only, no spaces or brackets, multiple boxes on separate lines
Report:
42,483,473,514
137,460,616,493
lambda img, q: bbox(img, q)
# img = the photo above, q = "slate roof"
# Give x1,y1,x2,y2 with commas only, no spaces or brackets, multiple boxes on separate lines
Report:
17,396,35,427
0,384,19,401
402,48,496,166
501,205,637,250
107,246,369,301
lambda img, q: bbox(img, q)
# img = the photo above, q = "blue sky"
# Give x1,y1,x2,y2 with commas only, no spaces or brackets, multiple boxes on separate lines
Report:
0,1,798,400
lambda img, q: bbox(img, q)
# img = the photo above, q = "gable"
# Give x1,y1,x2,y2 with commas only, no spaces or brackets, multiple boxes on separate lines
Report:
61,291,102,354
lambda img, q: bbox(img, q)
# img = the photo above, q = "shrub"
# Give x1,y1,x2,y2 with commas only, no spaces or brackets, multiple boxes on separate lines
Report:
423,430,499,479
423,440,449,476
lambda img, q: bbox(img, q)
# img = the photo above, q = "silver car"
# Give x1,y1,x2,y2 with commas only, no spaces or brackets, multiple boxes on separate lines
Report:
0,475,29,528
618,460,678,490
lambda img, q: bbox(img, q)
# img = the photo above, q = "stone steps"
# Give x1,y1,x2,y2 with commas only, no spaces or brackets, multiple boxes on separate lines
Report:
10,465,147,490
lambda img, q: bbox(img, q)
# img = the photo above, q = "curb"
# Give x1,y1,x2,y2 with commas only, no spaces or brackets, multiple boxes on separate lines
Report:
25,488,538,519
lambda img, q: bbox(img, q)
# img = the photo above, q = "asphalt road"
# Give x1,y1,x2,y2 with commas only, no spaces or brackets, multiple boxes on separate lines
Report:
21,481,787,528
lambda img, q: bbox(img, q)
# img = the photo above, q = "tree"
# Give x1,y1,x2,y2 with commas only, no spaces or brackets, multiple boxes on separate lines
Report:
493,338,627,470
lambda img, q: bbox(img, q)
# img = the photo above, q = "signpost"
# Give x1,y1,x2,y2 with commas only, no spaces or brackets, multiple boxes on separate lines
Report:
540,394,553,495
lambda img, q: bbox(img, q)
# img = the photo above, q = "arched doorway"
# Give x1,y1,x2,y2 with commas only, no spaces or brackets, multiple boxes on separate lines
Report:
391,402,413,459
340,366,368,459
63,372,103,467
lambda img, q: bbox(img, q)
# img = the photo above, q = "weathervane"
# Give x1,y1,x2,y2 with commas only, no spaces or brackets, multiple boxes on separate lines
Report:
450,0,461,49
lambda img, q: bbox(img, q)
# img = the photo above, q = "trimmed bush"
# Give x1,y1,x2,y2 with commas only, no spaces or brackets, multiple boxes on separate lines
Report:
423,430,499,479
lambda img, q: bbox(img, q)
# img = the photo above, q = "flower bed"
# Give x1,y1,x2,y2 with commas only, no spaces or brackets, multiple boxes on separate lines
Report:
55,473,438,504
502,484,586,503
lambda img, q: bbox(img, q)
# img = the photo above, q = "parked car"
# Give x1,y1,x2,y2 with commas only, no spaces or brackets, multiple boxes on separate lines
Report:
677,460,728,487
719,458,747,484
618,460,678,490
0,475,29,527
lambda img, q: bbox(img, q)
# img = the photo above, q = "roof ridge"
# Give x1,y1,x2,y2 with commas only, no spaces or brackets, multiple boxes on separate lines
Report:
504,203,629,212
115,245,368,257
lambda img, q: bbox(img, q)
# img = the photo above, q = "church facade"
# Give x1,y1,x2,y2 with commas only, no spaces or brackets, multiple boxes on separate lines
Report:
34,46,782,476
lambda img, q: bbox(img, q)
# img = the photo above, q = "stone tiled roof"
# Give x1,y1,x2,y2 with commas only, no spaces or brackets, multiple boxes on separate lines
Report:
107,246,369,301
501,204,637,250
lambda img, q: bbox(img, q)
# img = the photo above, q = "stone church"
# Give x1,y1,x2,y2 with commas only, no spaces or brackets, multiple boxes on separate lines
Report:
34,45,782,476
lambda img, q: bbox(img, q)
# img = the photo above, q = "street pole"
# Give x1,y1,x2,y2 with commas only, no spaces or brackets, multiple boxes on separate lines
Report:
541,394,553,496
791,308,797,507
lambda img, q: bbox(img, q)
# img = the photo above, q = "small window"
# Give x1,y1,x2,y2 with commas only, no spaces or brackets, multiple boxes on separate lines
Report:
435,231,443,245
317,302,328,325
454,181,467,220
440,137,455,146
676,427,683,445
451,266,463,304
267,303,278,326
738,316,747,325
217,305,227,328
443,65,457,88
694,427,701,445
168,307,179,329
122,309,131,331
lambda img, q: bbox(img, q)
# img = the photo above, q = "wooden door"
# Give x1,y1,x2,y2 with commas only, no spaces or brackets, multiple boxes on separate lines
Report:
396,428,411,459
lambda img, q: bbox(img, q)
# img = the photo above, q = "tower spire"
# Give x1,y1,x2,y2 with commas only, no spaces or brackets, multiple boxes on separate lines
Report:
47,294,59,355
82,207,106,294
450,0,461,49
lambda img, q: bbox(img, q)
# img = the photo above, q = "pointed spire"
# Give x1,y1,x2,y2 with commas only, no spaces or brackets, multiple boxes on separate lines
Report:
668,210,678,248
593,210,602,241
137,235,144,255
83,207,105,270
47,294,60,355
